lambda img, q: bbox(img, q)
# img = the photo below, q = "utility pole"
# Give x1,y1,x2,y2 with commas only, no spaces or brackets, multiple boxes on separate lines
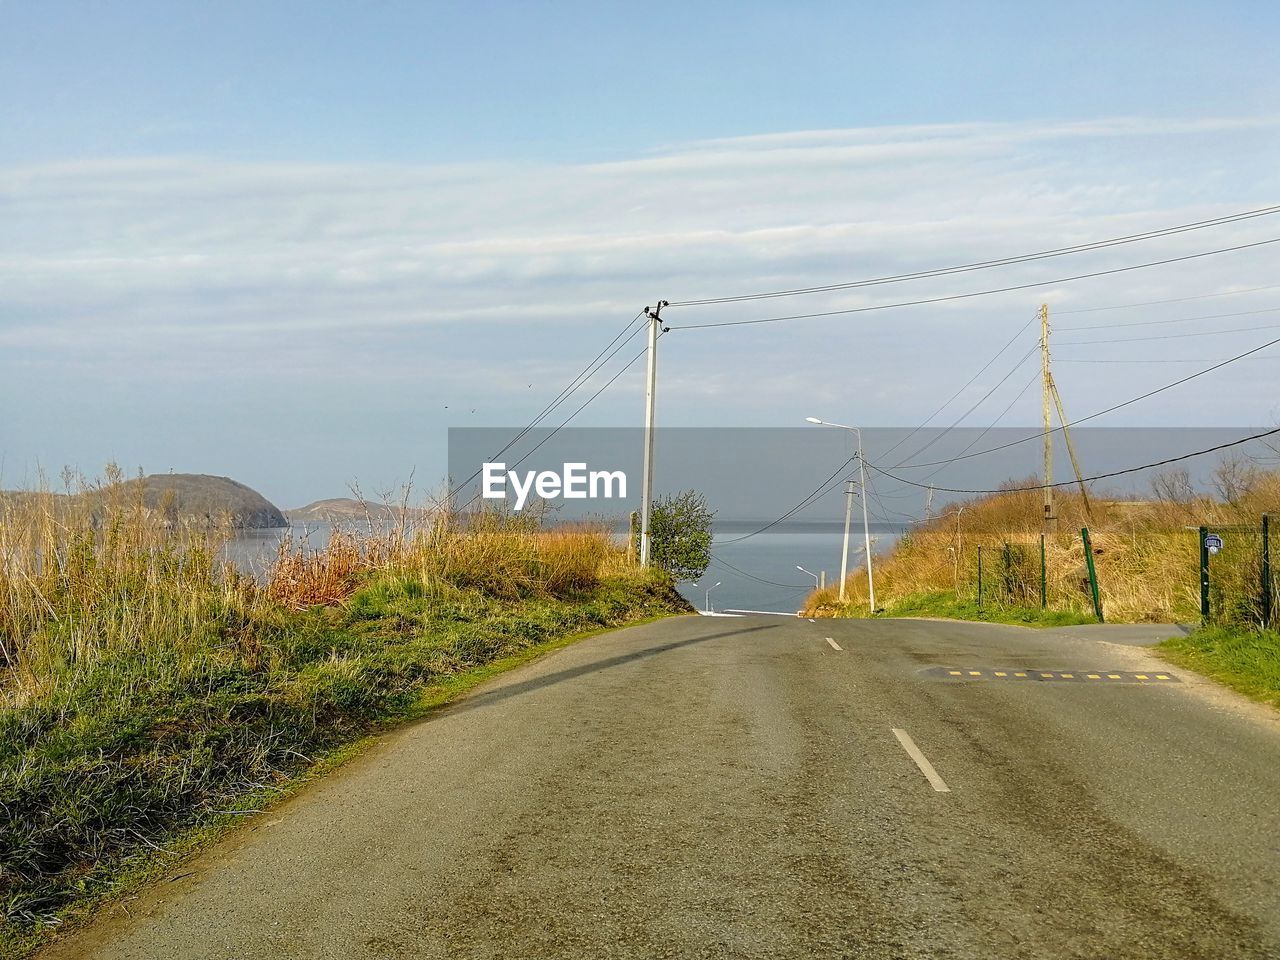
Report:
1040,303,1056,531
809,416,876,609
858,439,876,612
839,479,855,602
639,301,668,567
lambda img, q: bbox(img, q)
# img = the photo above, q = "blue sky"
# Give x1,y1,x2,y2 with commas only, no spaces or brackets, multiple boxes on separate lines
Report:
5,1,1277,165
2,2,1279,507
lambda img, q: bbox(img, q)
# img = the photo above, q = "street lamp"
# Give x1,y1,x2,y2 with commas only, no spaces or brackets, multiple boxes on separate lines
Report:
796,565,820,589
705,581,722,613
805,416,876,611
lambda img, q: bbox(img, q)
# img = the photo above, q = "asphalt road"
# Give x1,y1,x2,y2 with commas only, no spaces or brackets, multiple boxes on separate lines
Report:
42,615,1280,959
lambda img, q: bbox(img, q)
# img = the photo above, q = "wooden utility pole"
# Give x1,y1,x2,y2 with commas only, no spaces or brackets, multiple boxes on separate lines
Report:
1040,303,1056,531
1039,302,1093,525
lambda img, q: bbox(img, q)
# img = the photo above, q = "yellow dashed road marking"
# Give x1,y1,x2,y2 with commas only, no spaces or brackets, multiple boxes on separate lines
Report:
933,668,1178,683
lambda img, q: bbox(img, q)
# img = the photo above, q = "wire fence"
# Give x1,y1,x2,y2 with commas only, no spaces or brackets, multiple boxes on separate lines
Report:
953,515,1275,628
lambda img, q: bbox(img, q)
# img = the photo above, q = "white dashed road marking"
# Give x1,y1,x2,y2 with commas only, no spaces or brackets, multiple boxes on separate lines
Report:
892,728,951,793
825,637,842,651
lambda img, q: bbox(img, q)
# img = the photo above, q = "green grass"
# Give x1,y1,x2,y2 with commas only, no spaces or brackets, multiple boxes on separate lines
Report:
876,591,1099,628
1157,625,1280,709
0,569,688,958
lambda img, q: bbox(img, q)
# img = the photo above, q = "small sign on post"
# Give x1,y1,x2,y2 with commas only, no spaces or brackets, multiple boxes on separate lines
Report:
1204,533,1224,555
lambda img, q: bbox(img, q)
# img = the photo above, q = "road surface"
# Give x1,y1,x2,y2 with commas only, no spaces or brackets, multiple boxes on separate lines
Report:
42,616,1280,959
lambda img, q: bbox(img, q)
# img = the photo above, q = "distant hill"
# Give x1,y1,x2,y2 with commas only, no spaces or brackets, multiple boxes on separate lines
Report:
1,474,288,529
285,497,419,525
122,474,288,528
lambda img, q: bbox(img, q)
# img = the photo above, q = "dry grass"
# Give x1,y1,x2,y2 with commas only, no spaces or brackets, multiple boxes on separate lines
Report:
805,463,1280,624
0,473,675,940
0,467,252,702
264,513,614,610
2,471,630,703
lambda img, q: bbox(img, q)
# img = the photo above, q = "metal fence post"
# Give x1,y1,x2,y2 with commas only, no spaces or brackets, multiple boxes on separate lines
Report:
1040,533,1047,609
1081,527,1103,622
1262,514,1272,629
977,545,984,608
1199,525,1210,623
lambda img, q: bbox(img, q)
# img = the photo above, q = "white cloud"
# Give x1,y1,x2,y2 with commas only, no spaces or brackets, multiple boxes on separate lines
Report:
1,117,1278,501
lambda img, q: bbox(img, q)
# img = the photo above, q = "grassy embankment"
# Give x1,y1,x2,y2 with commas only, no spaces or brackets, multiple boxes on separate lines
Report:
0,476,689,955
802,465,1279,701
1158,625,1280,709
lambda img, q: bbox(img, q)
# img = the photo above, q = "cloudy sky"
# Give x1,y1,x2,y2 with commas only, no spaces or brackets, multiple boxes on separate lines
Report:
2,1,1278,508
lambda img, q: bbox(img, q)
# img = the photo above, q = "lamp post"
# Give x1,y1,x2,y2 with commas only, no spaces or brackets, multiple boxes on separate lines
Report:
805,417,876,611
705,581,722,613
796,565,820,589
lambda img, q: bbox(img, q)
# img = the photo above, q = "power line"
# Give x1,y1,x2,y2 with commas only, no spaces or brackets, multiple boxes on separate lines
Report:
1056,305,1280,331
665,237,1280,331
870,299,1249,468
1058,323,1279,347
714,342,1039,543
865,426,1280,495
665,239,1280,332
709,554,809,589
667,204,1280,307
890,343,1039,468
877,313,1038,462
500,334,658,474
1056,356,1280,364
448,311,647,498
452,332,658,512
892,334,1280,470
714,329,1248,546
493,312,646,455
714,455,856,545
916,368,1041,487
862,469,922,524
1056,282,1280,315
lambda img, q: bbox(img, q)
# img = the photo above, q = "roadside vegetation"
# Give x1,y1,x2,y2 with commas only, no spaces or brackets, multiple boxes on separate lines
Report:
1157,625,1280,708
874,591,1097,628
646,490,714,582
803,458,1279,698
0,469,688,953
805,458,1277,624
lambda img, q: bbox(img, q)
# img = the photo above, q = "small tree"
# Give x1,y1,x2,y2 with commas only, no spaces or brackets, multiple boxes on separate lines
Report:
648,490,714,582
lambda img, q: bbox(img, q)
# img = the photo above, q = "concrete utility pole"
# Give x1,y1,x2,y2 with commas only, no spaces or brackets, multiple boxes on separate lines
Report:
807,417,876,610
1040,303,1056,531
840,480,855,602
639,301,668,567
858,440,876,612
